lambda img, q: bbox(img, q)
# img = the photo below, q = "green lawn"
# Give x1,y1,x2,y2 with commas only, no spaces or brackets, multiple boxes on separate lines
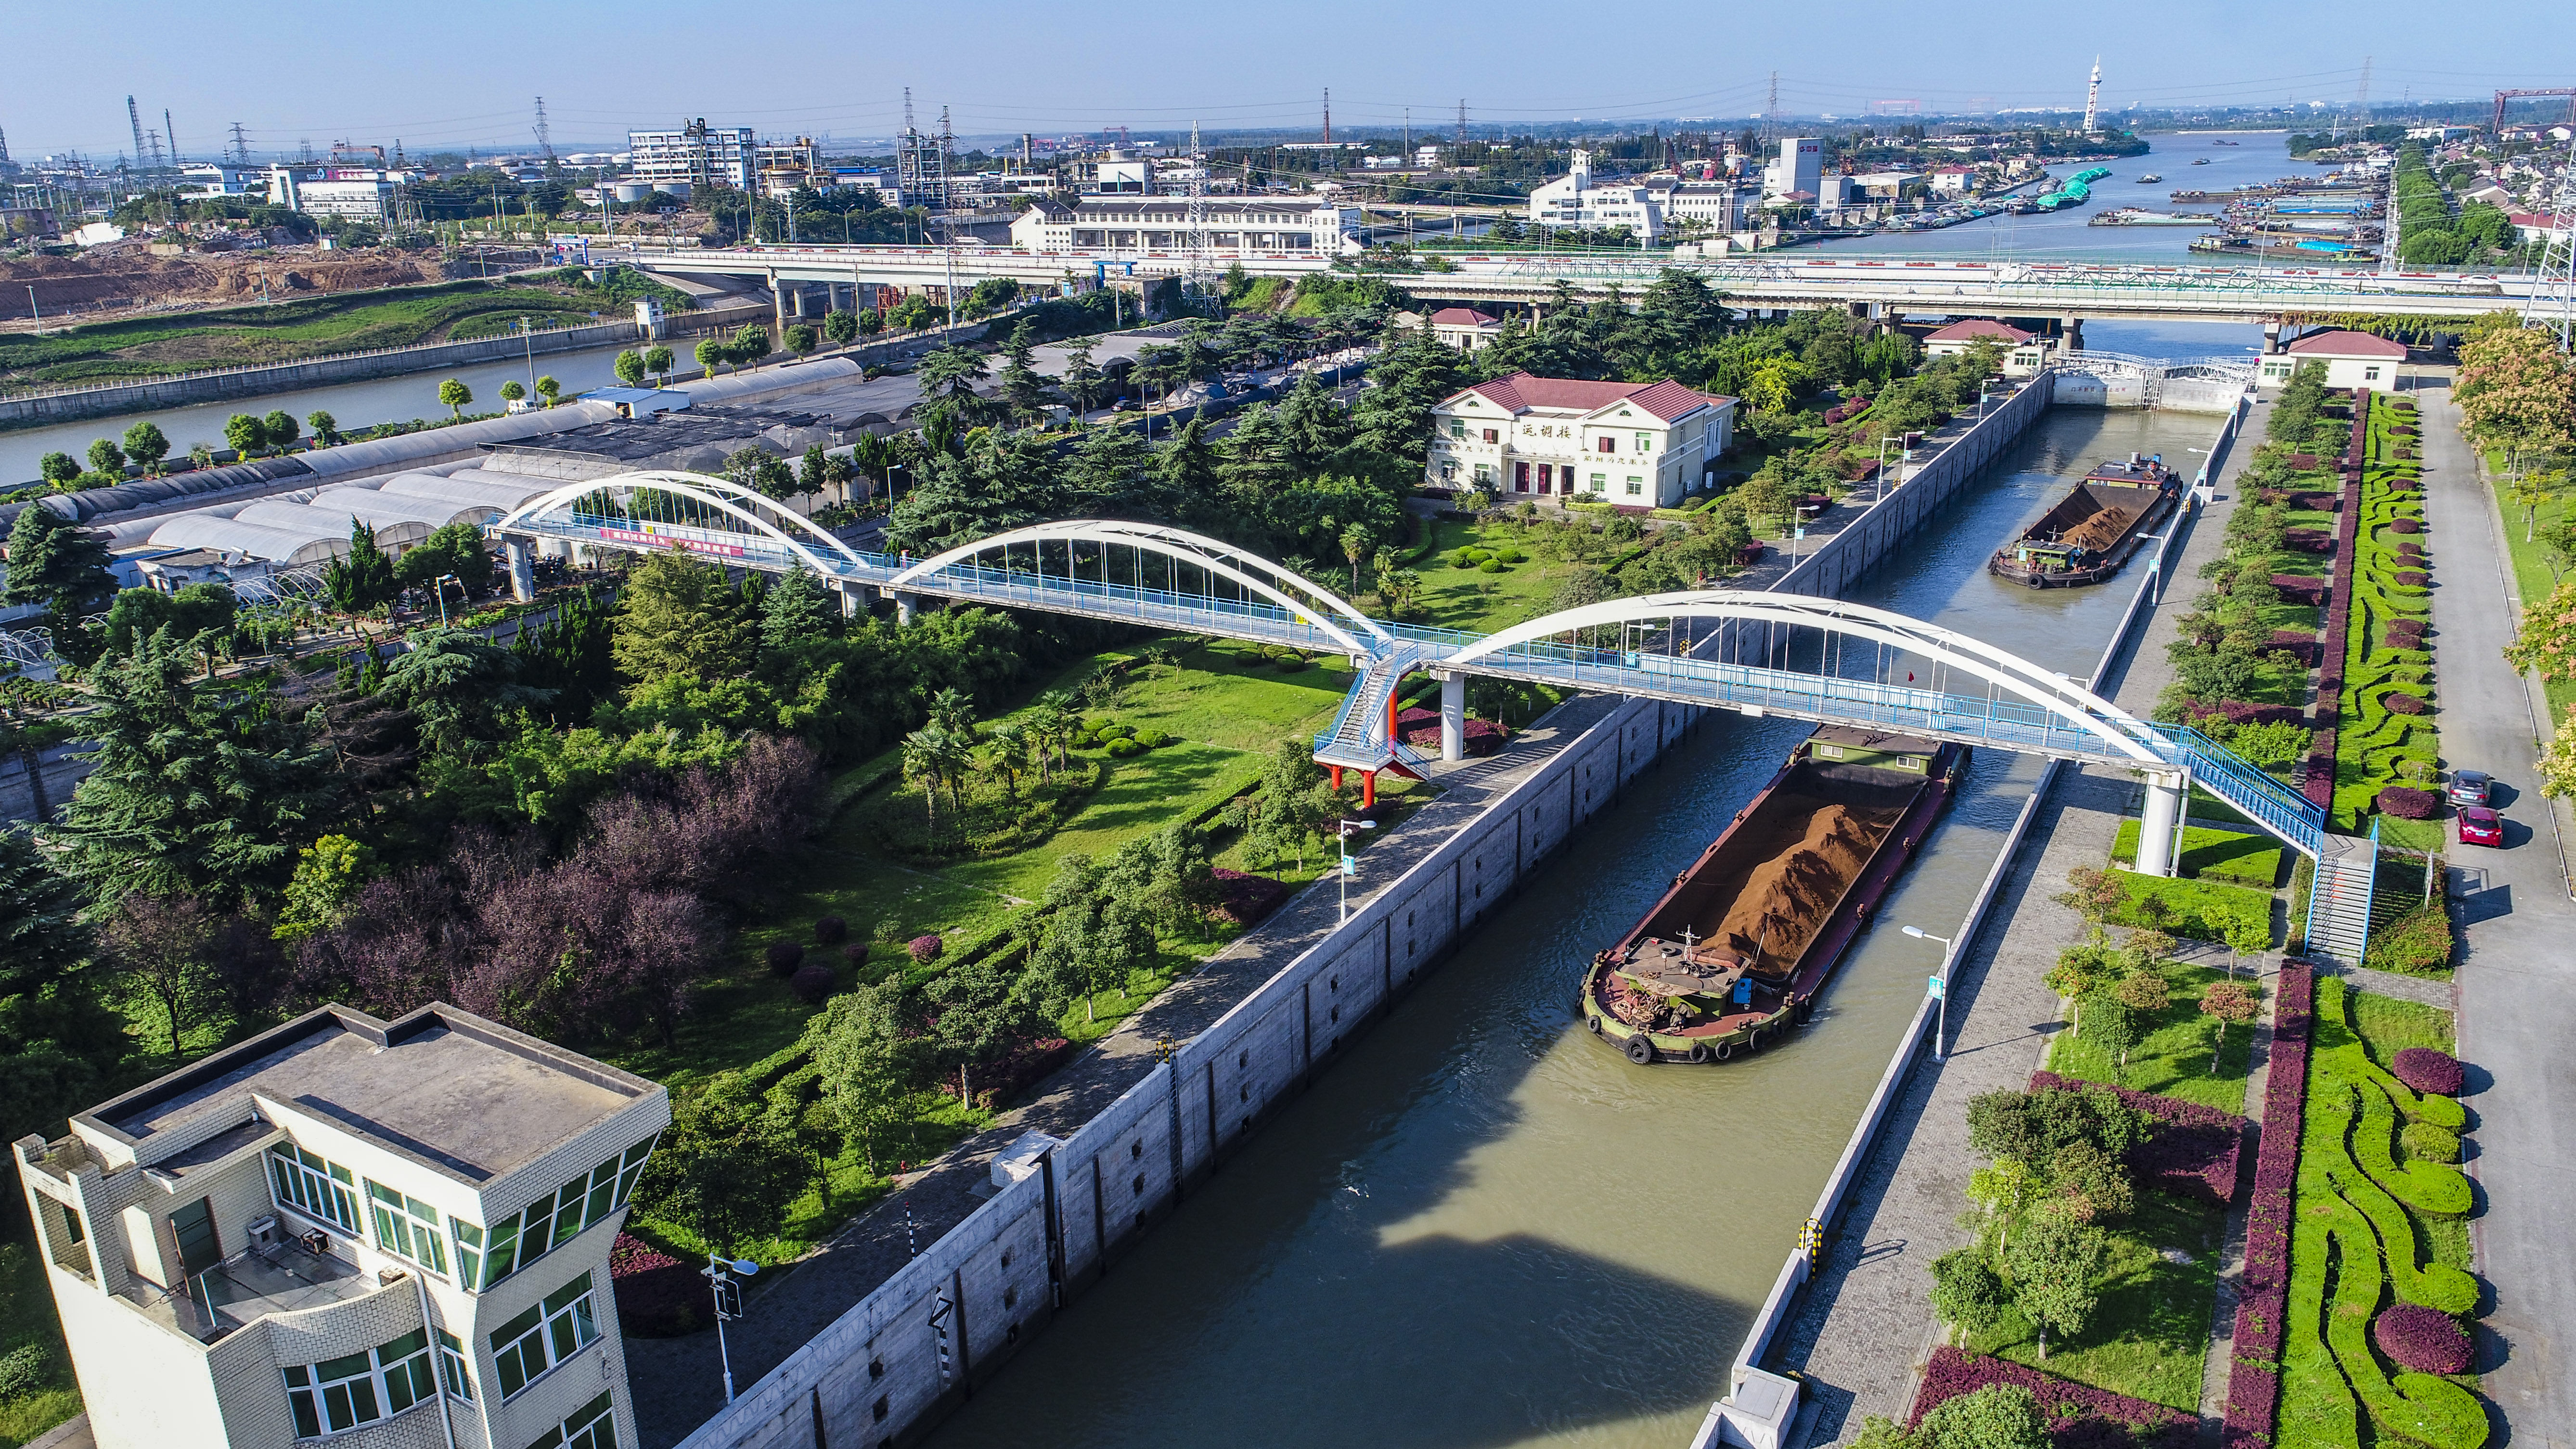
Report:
2105,869,2275,946
1409,518,1595,634
2045,962,2262,1114
2110,821,2286,889
1964,1189,2229,1411
0,1242,80,1449
0,279,616,386
2484,445,2576,722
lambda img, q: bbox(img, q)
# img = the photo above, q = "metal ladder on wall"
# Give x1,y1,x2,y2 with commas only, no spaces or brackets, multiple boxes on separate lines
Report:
2306,827,2378,965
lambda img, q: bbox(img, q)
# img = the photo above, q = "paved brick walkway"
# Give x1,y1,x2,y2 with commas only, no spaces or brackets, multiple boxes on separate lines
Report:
1773,398,2271,1445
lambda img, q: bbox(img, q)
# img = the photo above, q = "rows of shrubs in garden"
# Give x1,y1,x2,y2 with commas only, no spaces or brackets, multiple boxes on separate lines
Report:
2278,976,2485,1449
2302,389,2374,813
2223,961,2312,1449
2336,393,2445,831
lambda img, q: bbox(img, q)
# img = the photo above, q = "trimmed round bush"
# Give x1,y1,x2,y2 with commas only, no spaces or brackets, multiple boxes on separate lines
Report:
789,962,836,1003
1106,737,1144,757
1070,728,1099,748
2393,1046,2465,1096
1478,558,1504,573
907,934,945,964
1272,653,1308,672
2373,1304,2473,1375
814,915,847,944
2385,692,2428,716
765,940,805,975
1133,727,1170,748
2378,785,2440,819
1096,722,1134,740
2394,570,2430,589
1495,546,1527,564
841,940,870,966
2391,517,2421,534
2401,1120,2462,1164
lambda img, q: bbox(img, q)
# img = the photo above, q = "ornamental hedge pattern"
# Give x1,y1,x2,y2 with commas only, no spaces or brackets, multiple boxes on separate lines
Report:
2374,1304,2474,1375
2330,393,2443,830
1914,1346,2196,1449
2392,1047,2464,1096
2223,962,2310,1446
2279,975,2486,1449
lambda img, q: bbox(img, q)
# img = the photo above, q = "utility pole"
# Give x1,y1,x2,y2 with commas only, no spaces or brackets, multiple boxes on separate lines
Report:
1322,88,1331,145
534,96,558,179
1763,72,1779,145
1185,119,1211,307
230,122,251,164
1456,99,1468,152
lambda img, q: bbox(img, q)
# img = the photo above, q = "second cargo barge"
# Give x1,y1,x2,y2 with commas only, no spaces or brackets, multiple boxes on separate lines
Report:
1987,453,2182,588
1580,727,1965,1064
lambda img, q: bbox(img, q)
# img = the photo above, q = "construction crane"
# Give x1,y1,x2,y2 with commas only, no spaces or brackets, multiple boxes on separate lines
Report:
126,96,147,173
2492,88,2576,135
2529,130,2576,347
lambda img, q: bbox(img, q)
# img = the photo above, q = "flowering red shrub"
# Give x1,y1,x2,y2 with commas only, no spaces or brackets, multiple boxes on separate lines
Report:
789,962,836,1003
2374,1304,2473,1375
908,934,945,963
2378,785,2439,818
1913,1347,2195,1449
610,1233,703,1338
2029,1072,2245,1204
1211,867,1290,927
2393,570,2430,589
2392,1046,2464,1096
2384,692,2428,716
2228,957,2311,1431
2390,517,2421,534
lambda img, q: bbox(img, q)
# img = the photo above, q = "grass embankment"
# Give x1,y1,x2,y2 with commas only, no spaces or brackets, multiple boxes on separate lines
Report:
0,277,629,387
2101,869,2275,945
0,1243,80,1449
2044,962,2261,1114
1962,1188,2229,1411
2485,442,2576,721
2109,821,2285,888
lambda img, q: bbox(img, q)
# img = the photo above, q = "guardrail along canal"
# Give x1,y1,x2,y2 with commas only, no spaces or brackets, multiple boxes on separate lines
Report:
924,399,2236,1449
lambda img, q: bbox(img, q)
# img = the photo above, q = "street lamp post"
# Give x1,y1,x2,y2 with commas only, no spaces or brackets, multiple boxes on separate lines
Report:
1901,923,1957,1063
702,1254,760,1404
433,573,463,627
1876,435,1907,502
1337,817,1377,923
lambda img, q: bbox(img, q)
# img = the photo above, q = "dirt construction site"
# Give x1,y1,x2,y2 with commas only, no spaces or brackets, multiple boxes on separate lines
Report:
0,243,451,326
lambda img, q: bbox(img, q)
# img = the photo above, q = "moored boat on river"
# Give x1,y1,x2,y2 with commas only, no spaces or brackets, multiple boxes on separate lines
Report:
1987,453,2181,588
1580,728,1965,1064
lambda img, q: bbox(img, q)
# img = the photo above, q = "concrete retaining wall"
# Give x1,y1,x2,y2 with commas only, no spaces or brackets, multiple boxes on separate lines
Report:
662,368,2067,1449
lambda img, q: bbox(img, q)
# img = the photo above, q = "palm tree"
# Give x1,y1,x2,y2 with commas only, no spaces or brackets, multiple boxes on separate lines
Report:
1341,526,1372,594
984,722,1027,801
901,730,946,826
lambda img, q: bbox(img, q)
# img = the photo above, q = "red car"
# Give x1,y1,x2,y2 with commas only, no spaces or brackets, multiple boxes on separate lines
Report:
2457,806,2504,847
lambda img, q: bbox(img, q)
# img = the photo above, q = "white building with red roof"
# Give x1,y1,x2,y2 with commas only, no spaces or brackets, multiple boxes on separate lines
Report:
2260,329,2409,390
1426,371,1735,508
1427,307,1505,352
1921,319,2057,377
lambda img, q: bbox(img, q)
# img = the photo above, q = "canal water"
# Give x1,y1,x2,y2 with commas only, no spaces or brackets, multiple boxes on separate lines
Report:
1810,130,2308,266
0,339,648,488
924,392,2249,1449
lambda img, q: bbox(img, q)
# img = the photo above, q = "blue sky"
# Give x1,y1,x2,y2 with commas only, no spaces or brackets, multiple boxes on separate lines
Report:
4,0,2566,160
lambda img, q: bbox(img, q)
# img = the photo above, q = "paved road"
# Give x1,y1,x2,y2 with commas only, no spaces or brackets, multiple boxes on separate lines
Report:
2419,384,2576,1445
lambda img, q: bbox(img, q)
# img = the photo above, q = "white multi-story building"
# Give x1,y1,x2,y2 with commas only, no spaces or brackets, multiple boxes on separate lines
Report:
1526,150,1665,239
16,1003,670,1449
2260,329,2409,390
1922,319,2056,377
267,168,394,222
627,122,756,192
179,164,268,198
1426,371,1736,507
1763,138,1823,199
1009,196,1361,255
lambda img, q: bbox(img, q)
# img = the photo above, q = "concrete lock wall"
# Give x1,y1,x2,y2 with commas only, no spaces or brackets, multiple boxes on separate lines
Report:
665,371,2067,1449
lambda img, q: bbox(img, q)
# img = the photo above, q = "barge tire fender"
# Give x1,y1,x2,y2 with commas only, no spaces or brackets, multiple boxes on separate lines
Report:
1586,1012,1603,1035
1624,1034,1656,1065
1688,1041,1714,1064
1714,1040,1734,1062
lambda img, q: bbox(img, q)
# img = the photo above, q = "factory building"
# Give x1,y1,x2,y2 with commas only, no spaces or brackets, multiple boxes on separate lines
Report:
626,121,757,193
1010,196,1362,255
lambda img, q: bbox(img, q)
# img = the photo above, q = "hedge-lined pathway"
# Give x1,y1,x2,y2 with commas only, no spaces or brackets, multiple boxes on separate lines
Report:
1777,396,2277,1445
2422,383,2576,1445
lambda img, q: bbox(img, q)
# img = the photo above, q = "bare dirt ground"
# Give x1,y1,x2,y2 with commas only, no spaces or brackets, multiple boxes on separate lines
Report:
0,245,446,327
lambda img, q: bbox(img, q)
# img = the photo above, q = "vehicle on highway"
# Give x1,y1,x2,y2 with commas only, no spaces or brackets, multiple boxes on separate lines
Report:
2447,769,2492,807
2458,806,2504,848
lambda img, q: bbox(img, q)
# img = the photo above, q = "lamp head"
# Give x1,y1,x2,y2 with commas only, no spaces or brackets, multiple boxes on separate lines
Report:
731,1259,760,1276
1901,925,1926,939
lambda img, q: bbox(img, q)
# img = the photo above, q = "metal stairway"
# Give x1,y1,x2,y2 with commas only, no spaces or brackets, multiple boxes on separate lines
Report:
1313,649,1431,774
2305,827,2379,965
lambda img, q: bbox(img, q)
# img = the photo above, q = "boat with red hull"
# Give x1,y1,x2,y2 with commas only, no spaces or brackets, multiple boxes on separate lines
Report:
1580,727,1965,1064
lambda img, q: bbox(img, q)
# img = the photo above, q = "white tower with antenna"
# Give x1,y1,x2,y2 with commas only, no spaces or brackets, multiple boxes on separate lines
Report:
2082,57,2102,134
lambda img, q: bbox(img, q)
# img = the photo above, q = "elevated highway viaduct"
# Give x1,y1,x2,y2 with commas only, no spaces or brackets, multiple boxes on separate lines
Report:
596,241,2528,331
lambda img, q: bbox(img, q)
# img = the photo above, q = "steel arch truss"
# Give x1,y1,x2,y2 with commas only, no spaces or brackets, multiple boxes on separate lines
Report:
495,471,873,577
229,564,335,607
891,520,1392,659
0,627,58,676
1438,590,2167,765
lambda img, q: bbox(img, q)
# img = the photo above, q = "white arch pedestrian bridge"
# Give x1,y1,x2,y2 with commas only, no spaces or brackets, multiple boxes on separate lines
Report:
494,473,2324,876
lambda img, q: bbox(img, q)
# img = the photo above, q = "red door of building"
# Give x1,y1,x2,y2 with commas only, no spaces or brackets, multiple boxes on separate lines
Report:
1514,462,1529,492
1537,464,1554,494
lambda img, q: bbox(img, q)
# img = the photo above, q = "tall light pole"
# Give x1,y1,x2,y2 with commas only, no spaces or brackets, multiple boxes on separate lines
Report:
1901,923,1956,1062
703,1254,760,1404
1337,817,1377,923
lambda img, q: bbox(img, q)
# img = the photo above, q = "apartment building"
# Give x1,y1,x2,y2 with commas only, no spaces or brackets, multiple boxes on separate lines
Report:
1426,371,1736,507
15,1003,670,1449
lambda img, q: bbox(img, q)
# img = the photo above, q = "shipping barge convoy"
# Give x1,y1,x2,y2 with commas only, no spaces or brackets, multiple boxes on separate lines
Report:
1581,727,1965,1064
1987,452,2181,588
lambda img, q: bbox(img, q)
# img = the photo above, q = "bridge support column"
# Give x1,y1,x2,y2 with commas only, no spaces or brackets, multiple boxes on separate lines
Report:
2136,770,2185,878
883,589,917,625
1439,673,1466,762
1362,770,1377,809
769,269,786,353
505,539,535,603
2061,316,2084,351
2262,321,2284,353
1328,765,1344,791
837,580,863,619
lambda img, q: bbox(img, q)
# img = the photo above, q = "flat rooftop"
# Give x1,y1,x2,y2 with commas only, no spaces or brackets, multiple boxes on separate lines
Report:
81,1004,656,1185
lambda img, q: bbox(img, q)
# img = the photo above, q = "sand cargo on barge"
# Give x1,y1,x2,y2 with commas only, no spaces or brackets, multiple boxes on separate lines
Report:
1581,727,1965,1064
1987,453,2182,589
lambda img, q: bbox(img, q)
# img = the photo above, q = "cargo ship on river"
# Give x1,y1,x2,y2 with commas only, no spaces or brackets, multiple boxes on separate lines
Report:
1987,453,2181,588
1580,728,1965,1064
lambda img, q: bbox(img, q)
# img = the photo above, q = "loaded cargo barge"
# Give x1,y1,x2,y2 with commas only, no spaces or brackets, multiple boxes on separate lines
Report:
1580,727,1965,1064
1987,453,2182,588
